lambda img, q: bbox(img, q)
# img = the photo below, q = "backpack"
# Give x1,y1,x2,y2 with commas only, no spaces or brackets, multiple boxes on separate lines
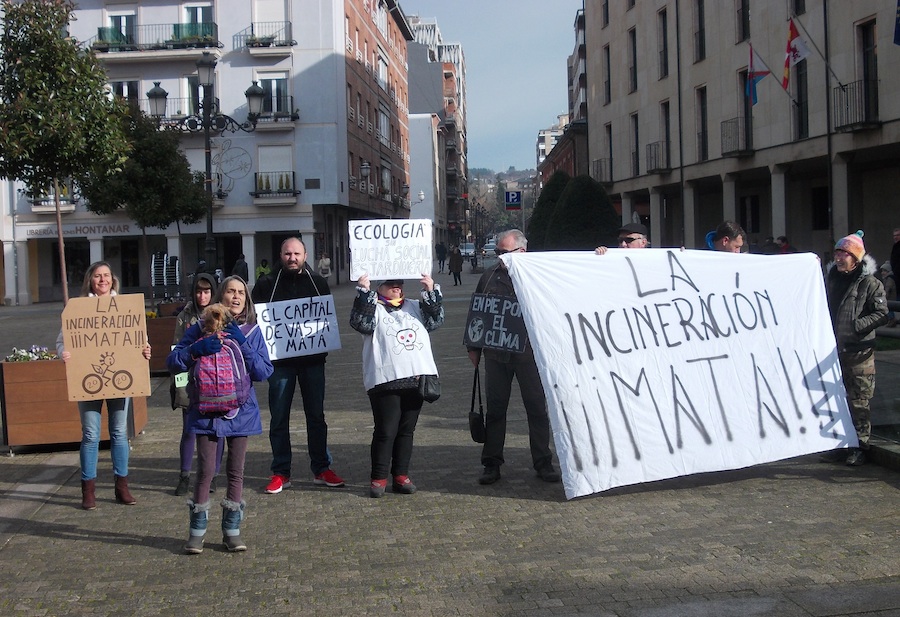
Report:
188,324,256,419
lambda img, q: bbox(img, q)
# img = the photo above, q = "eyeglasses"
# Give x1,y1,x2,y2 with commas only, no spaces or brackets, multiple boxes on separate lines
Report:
618,236,643,245
495,247,524,256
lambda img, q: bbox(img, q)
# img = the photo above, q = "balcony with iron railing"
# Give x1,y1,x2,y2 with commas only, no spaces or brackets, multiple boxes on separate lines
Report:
251,171,300,206
86,23,220,53
646,141,671,173
833,79,880,131
29,180,77,213
234,21,295,54
592,158,612,184
721,117,753,156
254,95,299,130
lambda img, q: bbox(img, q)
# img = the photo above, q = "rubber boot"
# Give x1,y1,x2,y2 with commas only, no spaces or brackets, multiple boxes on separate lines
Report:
81,479,96,510
221,499,247,552
114,475,136,505
184,500,209,554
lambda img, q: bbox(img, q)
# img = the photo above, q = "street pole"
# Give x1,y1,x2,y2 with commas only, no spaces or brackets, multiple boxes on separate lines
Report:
203,81,215,274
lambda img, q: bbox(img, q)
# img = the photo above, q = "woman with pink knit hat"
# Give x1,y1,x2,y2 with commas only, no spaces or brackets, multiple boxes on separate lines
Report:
824,231,890,466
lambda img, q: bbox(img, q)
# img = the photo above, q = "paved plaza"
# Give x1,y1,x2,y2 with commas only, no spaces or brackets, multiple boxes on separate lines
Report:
1,262,899,616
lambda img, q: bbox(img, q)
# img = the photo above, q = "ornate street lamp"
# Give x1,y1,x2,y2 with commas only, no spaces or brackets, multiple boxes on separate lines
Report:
146,52,265,273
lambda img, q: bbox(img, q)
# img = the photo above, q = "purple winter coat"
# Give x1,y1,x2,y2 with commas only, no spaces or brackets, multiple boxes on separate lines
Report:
166,322,273,438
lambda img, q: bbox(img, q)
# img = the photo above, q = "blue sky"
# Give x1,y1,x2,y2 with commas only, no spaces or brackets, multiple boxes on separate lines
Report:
402,0,585,172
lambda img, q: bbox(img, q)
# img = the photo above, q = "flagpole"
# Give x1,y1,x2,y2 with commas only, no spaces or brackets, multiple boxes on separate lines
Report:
748,43,797,105
791,16,844,87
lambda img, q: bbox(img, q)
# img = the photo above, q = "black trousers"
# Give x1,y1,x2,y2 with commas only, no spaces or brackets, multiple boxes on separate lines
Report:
481,351,553,470
368,389,422,479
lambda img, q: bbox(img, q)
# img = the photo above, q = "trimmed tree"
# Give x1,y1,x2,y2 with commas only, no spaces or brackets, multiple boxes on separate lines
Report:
0,0,130,303
543,174,620,250
526,170,570,251
79,111,209,294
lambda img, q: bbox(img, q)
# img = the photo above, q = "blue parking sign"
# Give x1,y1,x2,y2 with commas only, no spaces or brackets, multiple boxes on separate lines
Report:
505,191,522,210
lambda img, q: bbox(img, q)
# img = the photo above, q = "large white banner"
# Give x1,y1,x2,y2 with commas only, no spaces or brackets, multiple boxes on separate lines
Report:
255,296,341,360
504,249,856,499
349,219,433,281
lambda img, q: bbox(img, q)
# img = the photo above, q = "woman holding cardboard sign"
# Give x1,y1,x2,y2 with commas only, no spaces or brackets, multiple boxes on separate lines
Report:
56,261,152,510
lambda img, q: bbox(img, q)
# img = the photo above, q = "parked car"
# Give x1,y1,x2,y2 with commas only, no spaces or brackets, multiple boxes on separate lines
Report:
481,242,497,256
459,243,476,257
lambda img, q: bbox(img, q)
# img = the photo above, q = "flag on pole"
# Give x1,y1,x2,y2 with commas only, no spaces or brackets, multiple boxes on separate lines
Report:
782,19,811,90
746,44,772,105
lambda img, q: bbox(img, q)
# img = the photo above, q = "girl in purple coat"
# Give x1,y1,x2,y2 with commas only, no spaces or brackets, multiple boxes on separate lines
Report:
167,275,273,554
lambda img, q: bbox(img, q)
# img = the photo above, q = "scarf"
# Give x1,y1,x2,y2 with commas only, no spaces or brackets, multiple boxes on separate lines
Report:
377,293,404,308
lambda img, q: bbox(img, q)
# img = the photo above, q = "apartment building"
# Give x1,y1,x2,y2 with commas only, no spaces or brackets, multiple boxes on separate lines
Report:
408,15,468,246
1,0,414,304
586,0,900,259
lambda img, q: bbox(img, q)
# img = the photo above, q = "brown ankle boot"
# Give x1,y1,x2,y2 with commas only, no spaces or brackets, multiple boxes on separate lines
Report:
114,475,136,505
81,479,96,510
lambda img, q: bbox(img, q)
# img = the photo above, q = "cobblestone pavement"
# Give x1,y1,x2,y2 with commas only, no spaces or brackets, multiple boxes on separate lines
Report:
1,262,899,616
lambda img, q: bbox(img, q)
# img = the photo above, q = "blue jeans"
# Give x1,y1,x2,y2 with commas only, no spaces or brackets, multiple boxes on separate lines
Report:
268,362,331,477
78,398,129,481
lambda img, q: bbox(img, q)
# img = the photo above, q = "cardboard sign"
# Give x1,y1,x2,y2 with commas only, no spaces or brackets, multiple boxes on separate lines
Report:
463,293,528,353
503,249,856,499
349,218,433,281
255,295,341,360
61,294,151,401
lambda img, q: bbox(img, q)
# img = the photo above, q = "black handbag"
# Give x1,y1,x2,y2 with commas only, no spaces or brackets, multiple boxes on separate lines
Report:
469,367,485,443
418,374,441,403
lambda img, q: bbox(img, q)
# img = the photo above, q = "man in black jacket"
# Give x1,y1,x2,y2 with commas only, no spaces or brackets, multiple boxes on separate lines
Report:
252,237,345,493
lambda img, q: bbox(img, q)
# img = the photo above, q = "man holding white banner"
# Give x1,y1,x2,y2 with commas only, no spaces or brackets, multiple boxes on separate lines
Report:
503,248,859,499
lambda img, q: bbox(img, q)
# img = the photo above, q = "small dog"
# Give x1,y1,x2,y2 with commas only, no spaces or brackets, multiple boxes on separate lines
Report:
200,303,232,336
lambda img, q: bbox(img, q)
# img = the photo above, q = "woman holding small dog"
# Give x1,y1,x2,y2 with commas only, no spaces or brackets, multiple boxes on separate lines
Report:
167,275,273,553
171,272,225,497
349,274,443,498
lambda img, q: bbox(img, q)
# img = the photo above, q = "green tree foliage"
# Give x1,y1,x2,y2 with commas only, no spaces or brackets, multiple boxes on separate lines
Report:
80,111,209,290
526,170,570,251
80,112,208,230
543,174,619,250
0,0,130,302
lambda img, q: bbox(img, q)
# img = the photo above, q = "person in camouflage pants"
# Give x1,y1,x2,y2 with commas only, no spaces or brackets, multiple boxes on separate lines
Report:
826,231,889,466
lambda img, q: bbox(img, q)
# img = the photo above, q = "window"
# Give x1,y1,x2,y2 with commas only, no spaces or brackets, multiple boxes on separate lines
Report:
694,0,706,62
107,11,136,44
627,0,635,8
736,0,750,42
110,80,139,110
601,0,609,28
859,20,878,122
631,113,640,176
603,45,611,104
377,53,388,90
791,0,805,16
187,75,201,115
628,29,638,93
258,145,293,192
658,9,669,79
696,86,708,161
185,5,212,24
605,123,613,178
795,59,808,139
258,73,289,114
661,100,671,166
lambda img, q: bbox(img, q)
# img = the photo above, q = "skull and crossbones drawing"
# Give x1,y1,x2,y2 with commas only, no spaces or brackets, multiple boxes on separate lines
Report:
385,315,423,354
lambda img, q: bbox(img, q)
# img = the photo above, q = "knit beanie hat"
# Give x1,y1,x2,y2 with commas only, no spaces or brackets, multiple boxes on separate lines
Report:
834,230,865,262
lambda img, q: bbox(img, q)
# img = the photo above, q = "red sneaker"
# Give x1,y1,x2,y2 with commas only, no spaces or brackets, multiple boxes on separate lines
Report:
264,474,291,494
313,469,345,487
369,479,387,498
392,475,417,494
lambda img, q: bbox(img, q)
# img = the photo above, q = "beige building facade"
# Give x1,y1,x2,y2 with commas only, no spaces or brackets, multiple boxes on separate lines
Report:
586,0,900,260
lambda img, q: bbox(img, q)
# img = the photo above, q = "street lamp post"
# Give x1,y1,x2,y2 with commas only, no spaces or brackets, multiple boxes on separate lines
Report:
146,52,265,274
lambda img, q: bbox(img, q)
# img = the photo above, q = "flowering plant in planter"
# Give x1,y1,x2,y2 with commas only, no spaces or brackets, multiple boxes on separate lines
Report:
5,345,58,362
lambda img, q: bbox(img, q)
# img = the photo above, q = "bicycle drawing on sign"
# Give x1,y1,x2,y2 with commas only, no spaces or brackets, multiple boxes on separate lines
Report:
81,351,134,395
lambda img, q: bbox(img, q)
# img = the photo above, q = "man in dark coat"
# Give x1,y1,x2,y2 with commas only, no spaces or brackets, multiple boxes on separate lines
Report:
251,237,345,493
